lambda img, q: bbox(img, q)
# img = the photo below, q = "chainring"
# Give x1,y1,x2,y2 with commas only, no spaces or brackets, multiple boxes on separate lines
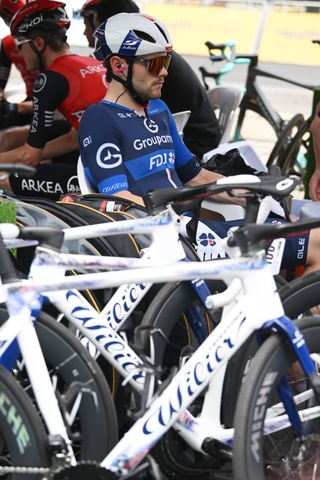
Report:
50,461,117,480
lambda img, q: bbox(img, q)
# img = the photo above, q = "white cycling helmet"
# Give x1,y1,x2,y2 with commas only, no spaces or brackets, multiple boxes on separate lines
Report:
94,12,172,61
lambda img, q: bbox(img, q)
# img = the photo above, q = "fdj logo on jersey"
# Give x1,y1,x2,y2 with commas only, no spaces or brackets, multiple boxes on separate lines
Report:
149,152,175,170
96,143,122,169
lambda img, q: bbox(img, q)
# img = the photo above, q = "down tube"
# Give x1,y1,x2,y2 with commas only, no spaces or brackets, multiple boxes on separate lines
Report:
101,305,250,474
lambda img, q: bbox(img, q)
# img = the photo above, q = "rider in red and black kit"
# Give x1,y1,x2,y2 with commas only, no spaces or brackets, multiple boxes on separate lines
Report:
0,0,107,199
0,0,38,128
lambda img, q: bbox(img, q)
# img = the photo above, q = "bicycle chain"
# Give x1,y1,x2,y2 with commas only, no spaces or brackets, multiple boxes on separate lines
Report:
0,465,50,475
0,462,117,478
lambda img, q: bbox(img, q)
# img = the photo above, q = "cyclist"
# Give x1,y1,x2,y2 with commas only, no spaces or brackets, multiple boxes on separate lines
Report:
0,0,37,129
80,0,221,159
79,12,320,273
0,0,107,199
0,0,72,154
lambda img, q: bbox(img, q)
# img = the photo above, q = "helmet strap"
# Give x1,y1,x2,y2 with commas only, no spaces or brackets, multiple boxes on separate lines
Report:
29,39,47,72
111,60,147,105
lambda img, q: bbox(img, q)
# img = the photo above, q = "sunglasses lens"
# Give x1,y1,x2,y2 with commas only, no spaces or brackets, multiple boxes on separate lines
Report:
148,55,171,75
15,39,29,50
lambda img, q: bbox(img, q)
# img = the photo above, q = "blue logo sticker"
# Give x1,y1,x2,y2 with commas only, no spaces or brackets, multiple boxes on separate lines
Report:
198,232,216,247
119,30,142,56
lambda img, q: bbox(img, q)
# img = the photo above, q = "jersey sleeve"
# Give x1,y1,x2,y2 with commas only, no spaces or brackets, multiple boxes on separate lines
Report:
79,104,128,194
165,103,202,183
0,40,12,90
27,70,69,149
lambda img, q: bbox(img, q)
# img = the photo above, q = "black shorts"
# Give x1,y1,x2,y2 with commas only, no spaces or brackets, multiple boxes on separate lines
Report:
201,218,309,274
9,162,80,200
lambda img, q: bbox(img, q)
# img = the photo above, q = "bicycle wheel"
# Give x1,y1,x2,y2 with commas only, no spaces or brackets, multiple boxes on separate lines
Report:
266,113,305,169
0,364,49,479
233,316,320,480
0,309,118,461
278,119,310,177
222,271,320,428
135,280,227,479
136,279,226,368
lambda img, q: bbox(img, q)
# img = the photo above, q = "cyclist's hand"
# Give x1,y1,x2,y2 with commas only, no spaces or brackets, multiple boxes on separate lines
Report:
0,99,18,119
309,169,320,201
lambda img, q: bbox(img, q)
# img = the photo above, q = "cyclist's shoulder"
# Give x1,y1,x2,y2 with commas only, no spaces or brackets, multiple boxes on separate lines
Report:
47,53,105,74
32,69,67,94
1,34,15,50
80,100,114,126
147,98,169,115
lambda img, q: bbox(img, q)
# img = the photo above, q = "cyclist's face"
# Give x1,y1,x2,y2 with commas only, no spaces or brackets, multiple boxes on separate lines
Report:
16,37,38,72
83,17,95,48
132,53,169,100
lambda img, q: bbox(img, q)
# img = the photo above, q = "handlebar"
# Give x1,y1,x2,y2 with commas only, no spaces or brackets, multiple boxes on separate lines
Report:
0,164,36,178
143,175,298,213
199,40,251,89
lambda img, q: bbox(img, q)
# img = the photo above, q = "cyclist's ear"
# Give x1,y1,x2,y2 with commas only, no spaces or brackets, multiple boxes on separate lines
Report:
109,56,127,74
115,65,127,73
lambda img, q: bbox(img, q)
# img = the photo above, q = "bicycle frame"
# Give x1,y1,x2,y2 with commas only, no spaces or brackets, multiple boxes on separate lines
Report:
22,201,280,394
233,54,317,140
0,177,312,475
3,249,317,477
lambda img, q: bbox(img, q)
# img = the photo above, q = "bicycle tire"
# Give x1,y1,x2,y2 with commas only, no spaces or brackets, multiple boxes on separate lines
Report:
0,309,118,461
222,270,320,428
135,279,227,479
0,364,49,479
233,316,320,480
266,113,305,168
135,279,226,367
278,119,310,177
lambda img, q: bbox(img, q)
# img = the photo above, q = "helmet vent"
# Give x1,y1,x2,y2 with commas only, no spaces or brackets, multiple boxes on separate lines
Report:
154,23,169,43
132,29,156,44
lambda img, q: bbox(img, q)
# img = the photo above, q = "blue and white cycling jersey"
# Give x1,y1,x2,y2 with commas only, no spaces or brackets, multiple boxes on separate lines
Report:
78,98,201,195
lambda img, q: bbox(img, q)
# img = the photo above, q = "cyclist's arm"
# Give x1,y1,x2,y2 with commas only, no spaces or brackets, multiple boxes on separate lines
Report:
309,104,320,201
185,168,245,206
114,191,145,206
0,143,41,166
27,70,68,149
17,100,33,115
0,71,69,166
0,41,11,94
41,127,79,160
165,105,244,206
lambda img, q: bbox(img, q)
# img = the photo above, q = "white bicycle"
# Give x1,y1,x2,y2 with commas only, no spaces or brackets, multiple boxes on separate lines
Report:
1,173,320,479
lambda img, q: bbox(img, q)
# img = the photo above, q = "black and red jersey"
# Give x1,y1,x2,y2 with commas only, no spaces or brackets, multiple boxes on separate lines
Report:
28,54,107,148
0,34,37,97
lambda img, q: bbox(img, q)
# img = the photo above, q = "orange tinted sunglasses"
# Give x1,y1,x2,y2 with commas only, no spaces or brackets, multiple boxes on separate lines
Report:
135,54,171,75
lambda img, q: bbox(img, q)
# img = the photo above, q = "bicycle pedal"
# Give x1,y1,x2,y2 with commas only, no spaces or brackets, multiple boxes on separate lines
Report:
48,434,69,456
202,437,232,460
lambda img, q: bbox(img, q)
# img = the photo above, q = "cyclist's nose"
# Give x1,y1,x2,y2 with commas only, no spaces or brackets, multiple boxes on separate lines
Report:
159,66,168,77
